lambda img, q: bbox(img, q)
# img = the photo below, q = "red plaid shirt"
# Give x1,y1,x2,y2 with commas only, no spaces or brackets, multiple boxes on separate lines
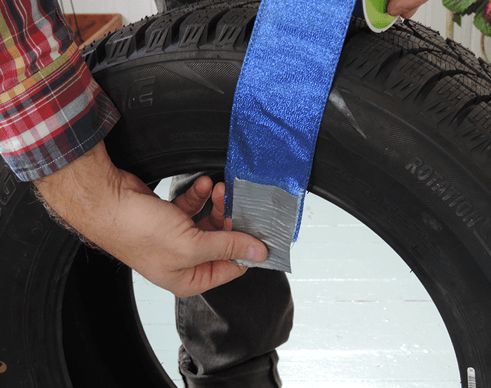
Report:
0,0,119,181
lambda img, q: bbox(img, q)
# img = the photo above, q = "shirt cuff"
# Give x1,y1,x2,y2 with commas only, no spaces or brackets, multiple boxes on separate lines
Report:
0,43,120,182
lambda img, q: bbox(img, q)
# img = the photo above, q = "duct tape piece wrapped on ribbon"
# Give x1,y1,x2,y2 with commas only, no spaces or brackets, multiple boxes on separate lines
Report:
225,0,400,272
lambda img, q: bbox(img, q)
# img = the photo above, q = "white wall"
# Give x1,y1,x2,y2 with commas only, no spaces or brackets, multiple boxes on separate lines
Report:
59,0,158,23
62,0,490,59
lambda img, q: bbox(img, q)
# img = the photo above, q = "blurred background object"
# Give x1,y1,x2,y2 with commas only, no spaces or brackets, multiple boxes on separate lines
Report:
442,0,491,60
64,13,122,47
154,0,200,12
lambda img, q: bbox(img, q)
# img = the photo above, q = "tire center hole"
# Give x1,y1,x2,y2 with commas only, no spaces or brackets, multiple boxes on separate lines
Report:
132,178,460,387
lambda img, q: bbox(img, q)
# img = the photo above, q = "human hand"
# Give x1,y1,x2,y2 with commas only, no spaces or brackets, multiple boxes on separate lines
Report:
34,142,268,297
387,0,428,19
172,177,231,232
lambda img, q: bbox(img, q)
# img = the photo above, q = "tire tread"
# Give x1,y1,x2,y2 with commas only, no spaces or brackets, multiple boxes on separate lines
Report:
82,0,491,183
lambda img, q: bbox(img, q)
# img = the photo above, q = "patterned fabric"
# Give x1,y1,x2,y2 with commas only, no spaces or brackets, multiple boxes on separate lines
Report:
0,0,119,181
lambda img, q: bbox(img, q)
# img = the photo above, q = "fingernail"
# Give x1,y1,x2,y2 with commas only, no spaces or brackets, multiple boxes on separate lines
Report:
245,245,267,262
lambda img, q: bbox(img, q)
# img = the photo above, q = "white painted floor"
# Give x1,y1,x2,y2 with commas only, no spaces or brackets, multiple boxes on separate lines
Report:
133,180,461,387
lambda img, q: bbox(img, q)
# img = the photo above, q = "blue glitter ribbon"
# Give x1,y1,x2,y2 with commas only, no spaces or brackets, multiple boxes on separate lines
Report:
225,0,358,271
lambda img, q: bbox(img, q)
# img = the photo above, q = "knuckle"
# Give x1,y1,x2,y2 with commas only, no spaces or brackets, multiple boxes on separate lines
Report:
185,193,198,209
223,236,236,261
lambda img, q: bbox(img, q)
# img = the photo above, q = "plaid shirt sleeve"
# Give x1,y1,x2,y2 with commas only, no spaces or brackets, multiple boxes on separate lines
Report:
0,0,120,181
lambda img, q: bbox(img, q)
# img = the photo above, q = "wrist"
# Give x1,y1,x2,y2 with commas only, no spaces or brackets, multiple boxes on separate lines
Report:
34,142,123,231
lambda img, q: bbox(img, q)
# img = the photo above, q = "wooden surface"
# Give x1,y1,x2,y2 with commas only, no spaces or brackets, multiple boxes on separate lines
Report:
64,14,123,48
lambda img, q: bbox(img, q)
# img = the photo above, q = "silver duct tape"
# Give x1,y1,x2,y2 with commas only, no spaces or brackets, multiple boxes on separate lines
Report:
232,178,300,273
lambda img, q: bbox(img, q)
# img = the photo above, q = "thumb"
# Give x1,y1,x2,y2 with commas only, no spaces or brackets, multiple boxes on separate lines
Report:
190,230,269,266
173,230,268,296
174,260,249,296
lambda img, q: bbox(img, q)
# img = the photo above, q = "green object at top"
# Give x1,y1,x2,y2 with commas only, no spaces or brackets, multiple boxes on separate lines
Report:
364,0,399,33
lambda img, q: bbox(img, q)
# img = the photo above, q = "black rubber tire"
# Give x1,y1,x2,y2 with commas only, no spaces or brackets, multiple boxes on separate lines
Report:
1,1,491,387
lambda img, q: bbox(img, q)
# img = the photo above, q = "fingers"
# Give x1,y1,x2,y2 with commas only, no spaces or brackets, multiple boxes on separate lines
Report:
174,260,248,296
210,182,225,228
170,179,268,296
387,0,427,18
197,182,226,230
224,218,233,231
173,176,213,217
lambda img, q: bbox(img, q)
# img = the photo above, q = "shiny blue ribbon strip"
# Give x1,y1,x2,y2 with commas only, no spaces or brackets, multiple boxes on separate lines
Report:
226,0,358,271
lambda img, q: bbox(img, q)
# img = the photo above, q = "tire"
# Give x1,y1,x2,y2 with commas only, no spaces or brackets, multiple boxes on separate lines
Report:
1,1,491,387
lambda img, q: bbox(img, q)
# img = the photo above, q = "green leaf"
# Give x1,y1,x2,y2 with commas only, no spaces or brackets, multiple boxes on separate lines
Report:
474,10,491,36
442,0,478,13
461,1,484,15
453,13,462,26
